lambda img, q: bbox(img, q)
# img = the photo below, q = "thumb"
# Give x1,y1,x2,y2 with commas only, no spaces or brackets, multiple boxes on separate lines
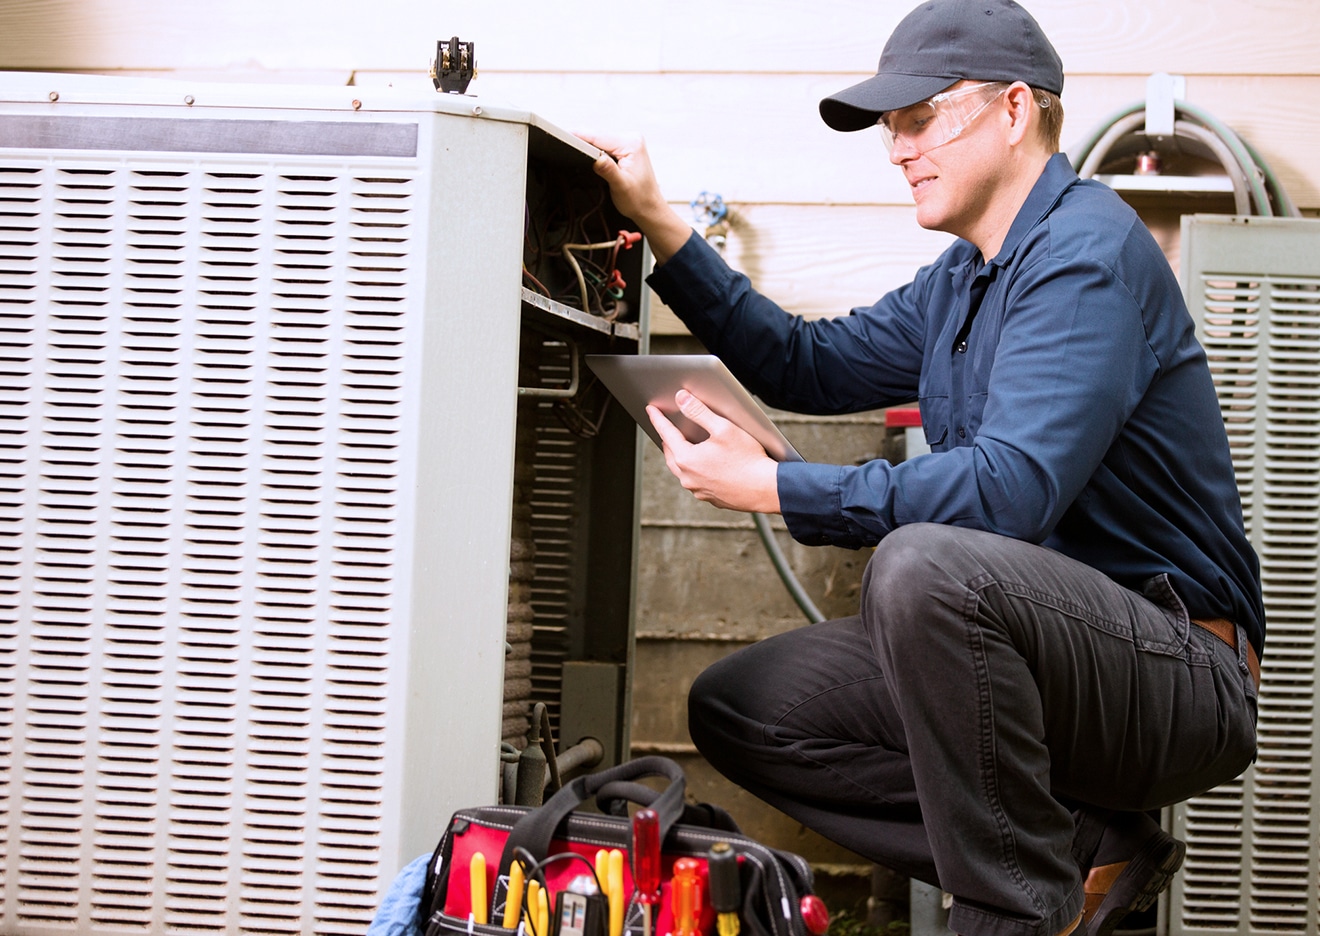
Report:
591,150,620,184
676,389,728,434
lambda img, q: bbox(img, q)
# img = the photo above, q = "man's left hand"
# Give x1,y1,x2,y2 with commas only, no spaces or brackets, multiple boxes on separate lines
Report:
647,389,781,514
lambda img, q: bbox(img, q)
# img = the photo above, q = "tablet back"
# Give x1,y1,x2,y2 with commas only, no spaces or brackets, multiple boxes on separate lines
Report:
585,354,804,463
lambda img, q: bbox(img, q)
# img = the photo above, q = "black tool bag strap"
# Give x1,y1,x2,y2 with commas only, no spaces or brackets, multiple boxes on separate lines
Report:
597,781,743,836
497,755,686,877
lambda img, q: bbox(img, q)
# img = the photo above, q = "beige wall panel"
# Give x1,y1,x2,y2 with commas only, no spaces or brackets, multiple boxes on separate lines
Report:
1,0,1317,75
0,0,659,72
662,203,953,318
645,203,953,334
4,3,1314,206
356,70,1320,210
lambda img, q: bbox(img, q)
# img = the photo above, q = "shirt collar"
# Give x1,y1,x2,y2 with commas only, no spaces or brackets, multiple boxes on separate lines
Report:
986,152,1080,270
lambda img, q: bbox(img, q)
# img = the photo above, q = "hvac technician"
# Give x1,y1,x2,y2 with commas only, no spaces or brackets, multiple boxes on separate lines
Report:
580,1,1263,934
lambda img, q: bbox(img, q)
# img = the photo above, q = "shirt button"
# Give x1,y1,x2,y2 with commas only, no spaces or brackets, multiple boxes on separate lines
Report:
956,340,968,353
957,427,966,438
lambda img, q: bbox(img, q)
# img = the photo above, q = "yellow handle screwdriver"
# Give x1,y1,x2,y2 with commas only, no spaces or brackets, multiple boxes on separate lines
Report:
471,852,488,925
607,848,625,936
503,860,526,929
528,881,542,936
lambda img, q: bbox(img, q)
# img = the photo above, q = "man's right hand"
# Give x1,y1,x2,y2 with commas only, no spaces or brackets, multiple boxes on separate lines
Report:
574,132,695,265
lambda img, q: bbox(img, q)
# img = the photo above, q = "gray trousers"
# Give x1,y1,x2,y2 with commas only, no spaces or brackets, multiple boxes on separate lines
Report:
687,524,1259,936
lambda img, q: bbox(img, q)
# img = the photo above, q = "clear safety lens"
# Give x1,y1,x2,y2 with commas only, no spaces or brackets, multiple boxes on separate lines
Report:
880,82,1008,155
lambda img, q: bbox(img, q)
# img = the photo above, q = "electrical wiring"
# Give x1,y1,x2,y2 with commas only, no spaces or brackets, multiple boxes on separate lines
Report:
552,386,612,440
523,165,639,319
523,266,552,298
562,233,638,320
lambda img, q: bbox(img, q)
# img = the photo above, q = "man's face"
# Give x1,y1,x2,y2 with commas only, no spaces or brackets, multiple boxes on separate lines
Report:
883,81,1011,241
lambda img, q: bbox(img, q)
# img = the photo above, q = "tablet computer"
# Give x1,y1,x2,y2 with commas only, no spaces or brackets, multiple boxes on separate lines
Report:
585,354,804,463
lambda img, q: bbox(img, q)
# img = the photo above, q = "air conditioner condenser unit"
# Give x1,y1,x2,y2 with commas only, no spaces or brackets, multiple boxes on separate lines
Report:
0,72,645,936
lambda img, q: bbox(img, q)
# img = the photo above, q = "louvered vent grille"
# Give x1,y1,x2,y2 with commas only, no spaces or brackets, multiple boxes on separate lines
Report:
1181,272,1320,934
0,158,415,935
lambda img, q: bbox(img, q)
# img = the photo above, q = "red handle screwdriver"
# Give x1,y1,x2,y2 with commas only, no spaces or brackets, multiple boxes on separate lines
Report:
632,809,661,936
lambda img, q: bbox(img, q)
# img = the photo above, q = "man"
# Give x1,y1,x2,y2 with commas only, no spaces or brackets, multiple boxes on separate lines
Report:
580,1,1263,934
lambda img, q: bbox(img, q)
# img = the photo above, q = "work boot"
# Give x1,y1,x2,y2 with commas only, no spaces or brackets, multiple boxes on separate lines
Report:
1081,811,1185,936
1058,911,1086,936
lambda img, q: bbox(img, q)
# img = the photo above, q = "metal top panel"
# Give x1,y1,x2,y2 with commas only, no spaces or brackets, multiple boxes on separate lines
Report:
0,69,600,161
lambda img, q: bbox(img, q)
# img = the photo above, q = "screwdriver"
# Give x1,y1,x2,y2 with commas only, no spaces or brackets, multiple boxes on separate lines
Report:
503,860,526,929
471,851,488,925
536,881,550,936
528,880,543,936
631,809,662,936
607,848,625,936
596,849,610,896
707,843,740,936
671,858,701,936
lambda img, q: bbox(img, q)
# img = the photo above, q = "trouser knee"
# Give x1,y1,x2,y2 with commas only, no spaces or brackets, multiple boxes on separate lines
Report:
687,651,743,759
863,523,980,654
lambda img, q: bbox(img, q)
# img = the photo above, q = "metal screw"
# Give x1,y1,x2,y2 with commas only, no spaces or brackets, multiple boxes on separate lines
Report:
352,99,362,111
48,91,58,102
184,95,195,106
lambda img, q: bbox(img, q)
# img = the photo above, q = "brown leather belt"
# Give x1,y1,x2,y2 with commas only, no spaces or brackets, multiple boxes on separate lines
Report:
1192,617,1261,689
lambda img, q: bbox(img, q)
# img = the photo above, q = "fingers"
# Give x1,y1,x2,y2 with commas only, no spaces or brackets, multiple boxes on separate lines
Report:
646,404,686,480
647,392,779,513
674,388,731,436
570,133,691,262
646,403,686,450
574,130,621,153
591,151,622,188
574,131,642,166
647,391,727,448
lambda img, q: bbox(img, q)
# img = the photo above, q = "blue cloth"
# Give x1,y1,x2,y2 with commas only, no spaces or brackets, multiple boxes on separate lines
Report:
367,853,432,936
646,152,1264,653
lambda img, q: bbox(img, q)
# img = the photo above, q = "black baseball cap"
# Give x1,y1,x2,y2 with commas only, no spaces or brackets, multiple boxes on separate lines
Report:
819,0,1064,132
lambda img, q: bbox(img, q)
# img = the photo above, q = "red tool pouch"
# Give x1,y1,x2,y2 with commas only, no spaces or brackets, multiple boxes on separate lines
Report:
418,756,820,936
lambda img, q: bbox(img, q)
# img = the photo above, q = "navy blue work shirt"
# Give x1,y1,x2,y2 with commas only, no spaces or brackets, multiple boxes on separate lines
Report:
646,153,1265,654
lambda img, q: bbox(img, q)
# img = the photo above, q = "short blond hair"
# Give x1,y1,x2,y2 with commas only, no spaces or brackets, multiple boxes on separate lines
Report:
1033,88,1064,153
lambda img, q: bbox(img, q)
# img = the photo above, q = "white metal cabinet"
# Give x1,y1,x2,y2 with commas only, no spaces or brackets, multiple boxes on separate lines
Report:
1173,215,1320,935
0,73,639,936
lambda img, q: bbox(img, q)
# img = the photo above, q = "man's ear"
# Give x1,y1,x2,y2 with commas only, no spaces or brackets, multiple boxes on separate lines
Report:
1003,82,1036,148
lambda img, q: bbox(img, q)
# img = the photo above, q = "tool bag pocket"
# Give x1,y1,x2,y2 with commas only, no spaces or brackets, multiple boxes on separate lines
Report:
419,756,818,936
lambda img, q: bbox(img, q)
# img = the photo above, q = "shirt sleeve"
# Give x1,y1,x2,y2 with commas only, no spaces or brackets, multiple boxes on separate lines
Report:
779,247,1160,549
647,232,930,414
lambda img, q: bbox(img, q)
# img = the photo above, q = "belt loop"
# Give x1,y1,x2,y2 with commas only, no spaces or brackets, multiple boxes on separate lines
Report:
1237,624,1262,693
1190,617,1260,691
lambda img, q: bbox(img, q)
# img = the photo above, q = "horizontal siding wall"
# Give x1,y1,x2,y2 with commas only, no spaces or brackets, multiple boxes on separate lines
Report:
3,0,1317,325
2,0,1319,74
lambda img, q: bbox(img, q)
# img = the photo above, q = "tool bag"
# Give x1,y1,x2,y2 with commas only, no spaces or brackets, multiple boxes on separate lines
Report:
418,756,819,936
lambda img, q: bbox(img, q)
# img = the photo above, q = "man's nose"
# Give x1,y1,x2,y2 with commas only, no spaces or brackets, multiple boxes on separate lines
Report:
888,134,918,165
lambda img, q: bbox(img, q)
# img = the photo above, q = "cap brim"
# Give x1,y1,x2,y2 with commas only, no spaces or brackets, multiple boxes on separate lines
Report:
819,73,957,132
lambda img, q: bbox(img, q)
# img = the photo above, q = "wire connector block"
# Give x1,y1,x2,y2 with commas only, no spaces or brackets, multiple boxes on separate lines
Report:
432,37,476,94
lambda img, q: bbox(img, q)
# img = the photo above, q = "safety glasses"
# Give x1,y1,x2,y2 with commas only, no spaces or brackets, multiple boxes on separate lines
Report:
879,82,1009,156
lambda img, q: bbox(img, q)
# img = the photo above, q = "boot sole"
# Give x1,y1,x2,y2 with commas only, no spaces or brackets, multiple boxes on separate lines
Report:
1088,834,1187,936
